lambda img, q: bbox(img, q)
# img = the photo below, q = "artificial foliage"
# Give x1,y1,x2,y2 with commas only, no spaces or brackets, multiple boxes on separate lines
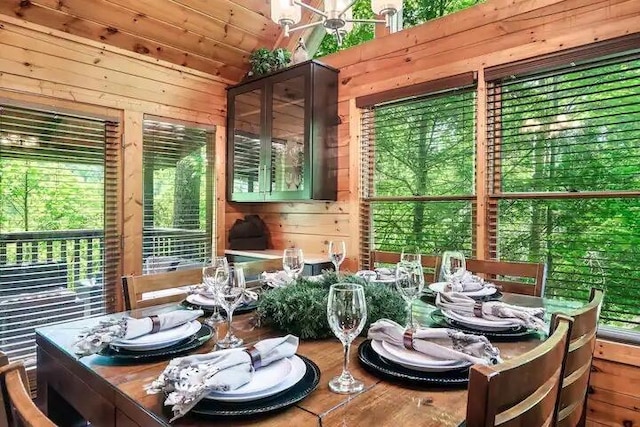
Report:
256,271,407,339
248,48,292,77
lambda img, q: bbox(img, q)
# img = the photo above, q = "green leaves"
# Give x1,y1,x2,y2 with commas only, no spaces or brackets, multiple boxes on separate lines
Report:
249,48,292,77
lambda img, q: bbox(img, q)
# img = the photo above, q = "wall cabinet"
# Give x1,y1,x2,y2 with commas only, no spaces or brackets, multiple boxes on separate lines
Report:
226,60,338,202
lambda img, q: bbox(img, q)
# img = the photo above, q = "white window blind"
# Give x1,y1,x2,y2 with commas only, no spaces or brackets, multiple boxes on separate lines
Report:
142,119,214,274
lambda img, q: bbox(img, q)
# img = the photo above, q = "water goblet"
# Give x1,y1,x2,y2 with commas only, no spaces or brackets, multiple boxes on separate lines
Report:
400,246,421,266
327,283,368,394
395,262,425,329
205,256,229,324
328,241,346,274
216,266,246,349
283,248,304,281
440,251,467,282
202,263,227,327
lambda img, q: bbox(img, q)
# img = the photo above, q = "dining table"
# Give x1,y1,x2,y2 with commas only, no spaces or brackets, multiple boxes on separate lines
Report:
35,292,581,427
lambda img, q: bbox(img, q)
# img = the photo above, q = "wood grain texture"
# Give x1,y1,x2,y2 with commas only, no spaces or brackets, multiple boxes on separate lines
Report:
122,111,144,278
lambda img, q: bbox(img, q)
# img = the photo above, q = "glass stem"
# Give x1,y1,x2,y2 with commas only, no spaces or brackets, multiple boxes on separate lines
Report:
341,342,351,379
226,308,234,338
407,300,413,329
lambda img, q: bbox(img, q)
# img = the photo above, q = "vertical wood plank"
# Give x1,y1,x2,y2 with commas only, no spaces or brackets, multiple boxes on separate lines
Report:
122,111,144,276
475,68,488,261
347,99,362,271
215,125,227,256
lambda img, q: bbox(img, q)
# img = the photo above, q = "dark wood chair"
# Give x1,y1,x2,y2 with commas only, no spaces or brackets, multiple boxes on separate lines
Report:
553,288,604,427
122,268,203,310
0,361,55,427
0,351,9,427
461,258,547,297
465,315,573,427
369,251,441,283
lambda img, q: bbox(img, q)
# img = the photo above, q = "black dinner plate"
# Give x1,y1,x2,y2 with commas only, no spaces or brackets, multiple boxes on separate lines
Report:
185,355,320,418
181,298,258,315
430,310,542,341
97,324,213,362
358,340,469,388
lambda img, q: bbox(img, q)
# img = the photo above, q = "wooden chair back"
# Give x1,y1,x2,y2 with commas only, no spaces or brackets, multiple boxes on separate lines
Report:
0,362,55,427
122,268,203,310
0,351,9,427
466,315,573,427
234,258,283,279
553,288,604,427
369,251,441,283
462,258,547,297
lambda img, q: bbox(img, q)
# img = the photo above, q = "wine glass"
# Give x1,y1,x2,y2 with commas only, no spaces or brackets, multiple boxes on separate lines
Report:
327,283,367,394
440,251,467,282
202,257,228,326
395,262,425,328
328,241,346,274
216,265,246,349
283,248,304,280
400,246,421,266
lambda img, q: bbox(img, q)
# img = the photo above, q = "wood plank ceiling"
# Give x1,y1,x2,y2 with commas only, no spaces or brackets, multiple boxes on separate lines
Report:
0,0,288,82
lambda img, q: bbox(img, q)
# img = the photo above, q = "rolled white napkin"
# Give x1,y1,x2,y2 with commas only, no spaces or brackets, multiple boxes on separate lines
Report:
368,319,499,365
446,270,495,292
261,270,292,287
74,310,203,356
146,335,299,420
436,292,546,330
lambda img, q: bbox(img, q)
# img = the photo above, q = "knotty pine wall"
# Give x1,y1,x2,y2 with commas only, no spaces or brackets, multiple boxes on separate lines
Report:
0,14,229,309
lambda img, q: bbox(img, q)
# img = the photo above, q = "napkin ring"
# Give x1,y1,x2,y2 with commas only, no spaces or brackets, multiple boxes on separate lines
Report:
473,302,484,318
403,329,415,350
149,315,161,334
245,346,262,369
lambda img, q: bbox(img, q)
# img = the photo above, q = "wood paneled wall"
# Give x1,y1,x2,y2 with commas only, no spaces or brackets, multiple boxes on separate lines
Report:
0,14,229,309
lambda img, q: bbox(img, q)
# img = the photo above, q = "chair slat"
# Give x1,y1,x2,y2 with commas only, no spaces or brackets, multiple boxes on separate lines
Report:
464,258,547,297
122,268,203,310
0,362,55,427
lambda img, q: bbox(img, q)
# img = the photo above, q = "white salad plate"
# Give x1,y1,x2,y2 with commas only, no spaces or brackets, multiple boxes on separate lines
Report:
112,320,201,351
441,309,520,331
428,282,497,297
371,340,470,372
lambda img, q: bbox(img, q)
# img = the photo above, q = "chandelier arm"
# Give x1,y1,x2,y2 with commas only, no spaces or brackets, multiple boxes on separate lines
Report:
292,0,328,17
287,20,324,33
346,18,386,23
337,0,358,17
334,28,343,46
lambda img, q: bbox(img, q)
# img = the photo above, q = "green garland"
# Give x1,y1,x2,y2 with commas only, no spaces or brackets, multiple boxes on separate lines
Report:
256,271,407,339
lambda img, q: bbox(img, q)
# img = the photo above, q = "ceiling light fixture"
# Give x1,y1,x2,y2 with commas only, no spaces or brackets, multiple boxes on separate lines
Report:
271,0,402,45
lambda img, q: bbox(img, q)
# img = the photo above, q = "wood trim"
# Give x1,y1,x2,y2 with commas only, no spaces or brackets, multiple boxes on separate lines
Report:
485,33,640,81
215,125,227,256
491,191,640,199
355,72,475,108
122,111,144,277
475,68,488,260
366,194,477,202
348,99,362,271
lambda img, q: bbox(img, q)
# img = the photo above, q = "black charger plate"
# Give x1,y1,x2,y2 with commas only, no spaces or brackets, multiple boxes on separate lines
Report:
358,340,469,387
98,324,213,362
186,355,320,418
430,310,541,341
181,298,258,315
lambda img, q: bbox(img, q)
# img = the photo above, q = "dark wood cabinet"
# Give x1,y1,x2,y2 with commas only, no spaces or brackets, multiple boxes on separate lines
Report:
226,60,338,202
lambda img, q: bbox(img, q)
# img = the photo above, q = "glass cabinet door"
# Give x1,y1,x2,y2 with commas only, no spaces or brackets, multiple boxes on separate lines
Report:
268,75,307,198
231,88,264,199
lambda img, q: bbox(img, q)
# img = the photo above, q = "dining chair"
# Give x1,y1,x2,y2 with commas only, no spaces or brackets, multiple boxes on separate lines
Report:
369,251,441,283
122,268,203,310
465,315,573,427
461,258,547,297
0,351,9,427
553,288,604,427
0,361,55,427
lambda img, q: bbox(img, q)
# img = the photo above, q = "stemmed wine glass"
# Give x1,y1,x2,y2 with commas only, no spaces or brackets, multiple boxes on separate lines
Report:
400,246,421,266
327,283,367,394
283,248,304,281
440,251,467,282
328,241,346,274
395,262,425,329
215,265,246,349
202,257,228,326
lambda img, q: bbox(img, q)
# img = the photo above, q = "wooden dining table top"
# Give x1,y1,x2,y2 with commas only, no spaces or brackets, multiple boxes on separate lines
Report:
35,293,579,427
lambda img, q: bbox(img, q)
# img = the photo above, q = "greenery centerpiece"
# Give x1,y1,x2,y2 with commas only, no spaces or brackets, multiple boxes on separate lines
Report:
256,271,407,339
247,47,292,78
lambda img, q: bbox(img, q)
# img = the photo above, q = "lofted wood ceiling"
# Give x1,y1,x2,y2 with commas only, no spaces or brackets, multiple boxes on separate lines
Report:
0,0,297,83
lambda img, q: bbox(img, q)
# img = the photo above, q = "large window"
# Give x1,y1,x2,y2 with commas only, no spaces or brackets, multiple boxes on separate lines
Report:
361,85,476,265
0,104,120,366
487,51,640,331
142,119,214,274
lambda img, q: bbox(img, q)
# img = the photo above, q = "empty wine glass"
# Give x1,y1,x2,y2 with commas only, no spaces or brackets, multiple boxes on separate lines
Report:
440,251,467,282
327,283,367,394
328,241,346,274
283,248,304,280
395,262,425,328
202,257,228,326
400,246,421,266
216,265,246,349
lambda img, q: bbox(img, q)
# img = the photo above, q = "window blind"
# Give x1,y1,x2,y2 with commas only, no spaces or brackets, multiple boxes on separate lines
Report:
0,104,120,368
487,51,640,330
142,119,214,274
361,87,477,267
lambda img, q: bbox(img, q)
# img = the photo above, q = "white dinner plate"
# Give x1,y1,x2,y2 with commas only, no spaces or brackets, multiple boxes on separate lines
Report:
371,340,470,372
381,341,461,367
112,320,202,351
441,309,519,331
428,282,497,297
186,293,218,307
206,355,306,402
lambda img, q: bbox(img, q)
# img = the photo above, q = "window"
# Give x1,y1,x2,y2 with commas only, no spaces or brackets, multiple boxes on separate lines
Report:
142,119,214,274
361,85,477,266
0,104,120,367
487,51,640,330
